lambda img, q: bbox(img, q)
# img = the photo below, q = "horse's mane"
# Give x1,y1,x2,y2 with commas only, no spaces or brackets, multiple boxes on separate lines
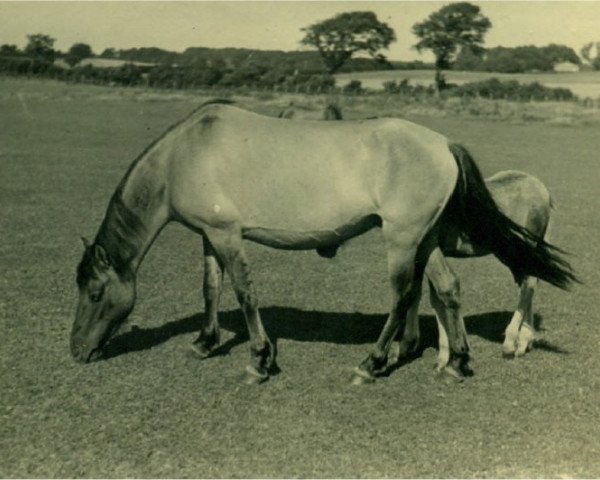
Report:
115,98,236,197
79,98,237,284
77,192,145,284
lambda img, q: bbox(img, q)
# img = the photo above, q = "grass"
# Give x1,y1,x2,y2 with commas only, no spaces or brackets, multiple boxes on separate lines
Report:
335,69,600,98
1,78,600,477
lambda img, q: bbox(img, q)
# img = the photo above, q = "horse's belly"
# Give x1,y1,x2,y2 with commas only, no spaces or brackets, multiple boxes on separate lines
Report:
242,214,380,250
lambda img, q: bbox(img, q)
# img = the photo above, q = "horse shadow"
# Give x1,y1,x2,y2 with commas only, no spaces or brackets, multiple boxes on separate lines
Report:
102,307,567,360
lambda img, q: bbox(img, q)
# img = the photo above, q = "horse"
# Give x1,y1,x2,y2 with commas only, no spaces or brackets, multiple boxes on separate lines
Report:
278,102,342,121
391,171,558,369
71,99,577,385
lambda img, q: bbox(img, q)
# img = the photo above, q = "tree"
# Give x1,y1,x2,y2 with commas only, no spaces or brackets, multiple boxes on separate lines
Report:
581,42,600,70
100,48,118,59
66,43,94,66
0,44,21,57
24,33,56,62
412,2,491,91
542,44,580,66
301,11,396,74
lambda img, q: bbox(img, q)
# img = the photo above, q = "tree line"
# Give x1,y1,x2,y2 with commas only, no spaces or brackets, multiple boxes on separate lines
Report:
1,4,597,94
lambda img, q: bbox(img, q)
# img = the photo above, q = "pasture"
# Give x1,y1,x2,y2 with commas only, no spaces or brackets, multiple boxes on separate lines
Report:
335,69,600,98
1,78,599,477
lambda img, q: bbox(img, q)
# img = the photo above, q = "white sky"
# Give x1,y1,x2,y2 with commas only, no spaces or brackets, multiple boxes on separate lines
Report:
1,1,599,61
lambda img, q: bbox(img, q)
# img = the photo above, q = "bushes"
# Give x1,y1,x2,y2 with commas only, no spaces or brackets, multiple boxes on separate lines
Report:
342,79,364,94
0,55,578,103
380,77,575,103
383,79,435,96
0,56,57,76
448,78,576,101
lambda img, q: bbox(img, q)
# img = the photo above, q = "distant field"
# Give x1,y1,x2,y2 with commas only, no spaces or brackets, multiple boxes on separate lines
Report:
335,69,600,98
1,78,599,477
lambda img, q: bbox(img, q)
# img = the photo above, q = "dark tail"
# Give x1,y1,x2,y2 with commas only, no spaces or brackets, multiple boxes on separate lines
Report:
446,143,579,290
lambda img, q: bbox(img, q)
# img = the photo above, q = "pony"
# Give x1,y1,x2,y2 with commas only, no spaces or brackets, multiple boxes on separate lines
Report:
392,171,559,370
278,102,342,121
71,99,576,385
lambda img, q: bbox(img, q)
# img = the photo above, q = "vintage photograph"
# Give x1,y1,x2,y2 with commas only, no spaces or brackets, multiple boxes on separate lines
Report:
1,1,598,477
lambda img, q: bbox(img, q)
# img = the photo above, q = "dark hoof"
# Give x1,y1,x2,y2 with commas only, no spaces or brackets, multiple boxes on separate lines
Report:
241,365,269,385
502,350,516,360
350,367,376,385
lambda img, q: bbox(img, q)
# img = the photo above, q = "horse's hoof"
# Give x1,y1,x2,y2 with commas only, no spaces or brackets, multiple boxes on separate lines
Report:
241,365,269,385
189,343,215,359
502,341,517,359
514,342,532,358
387,342,400,366
349,367,376,385
515,328,535,357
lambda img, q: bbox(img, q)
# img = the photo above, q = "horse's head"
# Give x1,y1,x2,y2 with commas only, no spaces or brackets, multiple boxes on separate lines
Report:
71,238,135,363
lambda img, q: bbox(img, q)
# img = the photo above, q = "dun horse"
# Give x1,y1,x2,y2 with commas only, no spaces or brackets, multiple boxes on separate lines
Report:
71,100,576,384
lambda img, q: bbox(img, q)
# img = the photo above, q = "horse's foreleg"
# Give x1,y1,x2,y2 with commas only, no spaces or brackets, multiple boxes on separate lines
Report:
503,276,537,357
426,248,470,379
203,226,275,384
191,237,224,358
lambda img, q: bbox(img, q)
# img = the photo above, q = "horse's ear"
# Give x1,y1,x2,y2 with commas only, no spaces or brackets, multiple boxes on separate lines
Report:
93,244,111,268
81,237,91,249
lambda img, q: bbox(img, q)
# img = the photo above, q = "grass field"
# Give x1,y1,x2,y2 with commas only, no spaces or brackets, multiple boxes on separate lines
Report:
335,69,600,98
1,78,600,478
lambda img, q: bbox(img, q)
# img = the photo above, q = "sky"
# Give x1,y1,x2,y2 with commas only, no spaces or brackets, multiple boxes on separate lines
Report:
1,1,599,62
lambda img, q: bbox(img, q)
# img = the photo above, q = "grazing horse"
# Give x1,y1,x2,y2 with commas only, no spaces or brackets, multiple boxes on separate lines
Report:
393,171,559,369
71,99,576,385
278,102,342,121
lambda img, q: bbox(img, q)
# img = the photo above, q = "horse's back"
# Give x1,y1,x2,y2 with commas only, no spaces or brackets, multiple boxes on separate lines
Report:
167,103,457,241
486,170,551,230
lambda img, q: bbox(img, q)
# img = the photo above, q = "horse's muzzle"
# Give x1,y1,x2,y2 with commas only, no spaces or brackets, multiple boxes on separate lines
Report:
70,338,103,363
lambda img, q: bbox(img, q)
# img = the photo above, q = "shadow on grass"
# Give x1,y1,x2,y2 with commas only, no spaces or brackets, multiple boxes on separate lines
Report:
102,307,567,360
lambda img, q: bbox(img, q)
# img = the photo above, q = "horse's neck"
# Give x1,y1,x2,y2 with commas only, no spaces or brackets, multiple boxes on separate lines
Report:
95,152,170,274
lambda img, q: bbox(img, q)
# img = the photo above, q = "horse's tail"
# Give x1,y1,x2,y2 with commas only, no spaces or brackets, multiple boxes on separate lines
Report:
446,142,579,290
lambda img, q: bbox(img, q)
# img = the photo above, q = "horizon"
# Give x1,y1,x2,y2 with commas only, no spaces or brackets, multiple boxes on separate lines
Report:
1,2,599,62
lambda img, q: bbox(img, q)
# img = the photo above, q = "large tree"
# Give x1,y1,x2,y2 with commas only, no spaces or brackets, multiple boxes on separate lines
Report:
66,43,94,66
413,2,491,91
301,11,396,74
24,33,56,62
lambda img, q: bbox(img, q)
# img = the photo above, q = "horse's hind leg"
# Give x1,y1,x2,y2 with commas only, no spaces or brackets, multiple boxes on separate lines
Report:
426,248,470,378
203,226,275,384
502,276,537,357
191,237,224,358
390,291,422,364
503,215,549,357
351,224,424,384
